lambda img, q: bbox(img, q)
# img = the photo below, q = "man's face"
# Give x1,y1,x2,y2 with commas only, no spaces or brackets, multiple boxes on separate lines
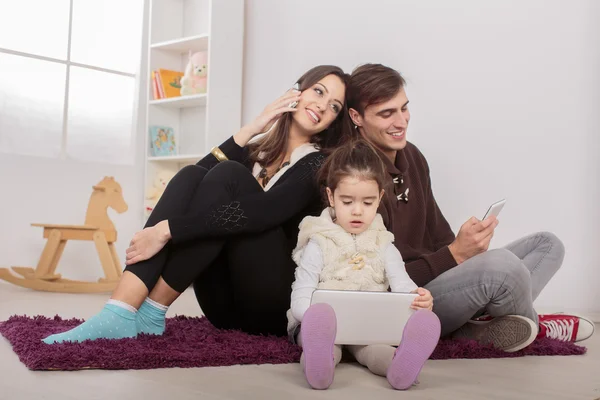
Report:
350,89,410,155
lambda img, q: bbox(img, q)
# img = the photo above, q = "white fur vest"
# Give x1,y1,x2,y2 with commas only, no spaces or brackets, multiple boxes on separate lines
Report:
292,208,395,292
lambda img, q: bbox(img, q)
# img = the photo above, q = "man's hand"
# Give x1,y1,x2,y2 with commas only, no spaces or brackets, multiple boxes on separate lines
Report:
448,216,499,264
125,220,171,265
411,287,433,311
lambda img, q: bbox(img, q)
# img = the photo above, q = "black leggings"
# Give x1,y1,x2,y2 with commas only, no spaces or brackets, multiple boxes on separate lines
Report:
125,161,297,336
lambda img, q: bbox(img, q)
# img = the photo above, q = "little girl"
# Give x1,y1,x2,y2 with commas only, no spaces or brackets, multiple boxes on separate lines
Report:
288,140,441,390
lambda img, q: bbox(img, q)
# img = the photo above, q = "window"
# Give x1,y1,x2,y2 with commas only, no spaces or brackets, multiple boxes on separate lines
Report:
0,0,144,164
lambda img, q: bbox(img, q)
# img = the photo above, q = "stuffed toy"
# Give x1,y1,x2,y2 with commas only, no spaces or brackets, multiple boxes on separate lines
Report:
180,50,208,95
145,170,176,204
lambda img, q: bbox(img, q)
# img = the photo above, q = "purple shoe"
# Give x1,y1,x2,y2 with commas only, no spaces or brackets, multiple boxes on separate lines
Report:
300,303,337,390
387,309,441,390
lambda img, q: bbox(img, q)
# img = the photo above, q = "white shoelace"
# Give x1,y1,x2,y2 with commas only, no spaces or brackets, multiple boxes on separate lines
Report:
540,319,574,341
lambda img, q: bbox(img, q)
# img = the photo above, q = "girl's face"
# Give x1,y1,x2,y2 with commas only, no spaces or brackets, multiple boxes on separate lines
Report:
291,74,346,137
326,177,384,235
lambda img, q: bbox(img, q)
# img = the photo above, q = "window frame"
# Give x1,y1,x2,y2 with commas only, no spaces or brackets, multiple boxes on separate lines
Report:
0,0,142,162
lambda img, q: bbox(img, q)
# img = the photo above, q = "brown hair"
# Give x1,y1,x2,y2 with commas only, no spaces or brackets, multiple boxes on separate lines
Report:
347,63,406,115
248,65,354,168
319,139,387,194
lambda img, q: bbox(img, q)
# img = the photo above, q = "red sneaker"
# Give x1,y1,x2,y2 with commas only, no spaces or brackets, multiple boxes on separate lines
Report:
470,314,494,322
537,314,595,342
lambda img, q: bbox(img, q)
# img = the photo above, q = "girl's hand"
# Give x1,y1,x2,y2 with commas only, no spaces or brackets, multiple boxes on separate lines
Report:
410,287,433,311
234,88,301,147
125,220,171,265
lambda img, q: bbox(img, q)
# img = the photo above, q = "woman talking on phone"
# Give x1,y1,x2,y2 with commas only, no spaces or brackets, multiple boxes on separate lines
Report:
42,65,354,344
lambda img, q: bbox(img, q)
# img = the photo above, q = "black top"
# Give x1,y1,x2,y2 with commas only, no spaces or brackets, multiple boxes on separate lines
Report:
168,136,326,250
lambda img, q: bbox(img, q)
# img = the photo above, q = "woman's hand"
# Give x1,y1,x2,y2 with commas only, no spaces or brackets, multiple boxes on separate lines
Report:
125,220,171,265
233,88,301,147
410,287,434,311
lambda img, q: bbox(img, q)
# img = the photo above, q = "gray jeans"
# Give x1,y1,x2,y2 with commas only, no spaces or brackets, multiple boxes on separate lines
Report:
425,232,565,337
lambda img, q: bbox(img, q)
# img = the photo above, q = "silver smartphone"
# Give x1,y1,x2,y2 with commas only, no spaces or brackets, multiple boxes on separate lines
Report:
483,198,506,220
288,82,300,108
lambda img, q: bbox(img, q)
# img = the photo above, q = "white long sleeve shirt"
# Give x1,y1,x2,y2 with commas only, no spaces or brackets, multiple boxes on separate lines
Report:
290,238,418,323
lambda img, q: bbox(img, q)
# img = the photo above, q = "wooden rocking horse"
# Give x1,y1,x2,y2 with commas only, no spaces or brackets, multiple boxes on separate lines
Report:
0,177,128,293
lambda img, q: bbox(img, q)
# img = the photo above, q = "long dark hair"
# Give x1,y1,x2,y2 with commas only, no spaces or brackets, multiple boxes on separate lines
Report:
319,139,388,194
248,65,354,168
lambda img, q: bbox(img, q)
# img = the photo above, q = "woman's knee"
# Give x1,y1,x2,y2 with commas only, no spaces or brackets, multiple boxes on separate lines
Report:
204,161,261,195
172,164,209,185
206,161,248,181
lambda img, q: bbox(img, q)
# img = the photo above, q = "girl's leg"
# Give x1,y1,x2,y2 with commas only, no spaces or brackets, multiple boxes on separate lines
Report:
385,309,441,390
298,303,339,390
299,345,342,388
346,344,396,377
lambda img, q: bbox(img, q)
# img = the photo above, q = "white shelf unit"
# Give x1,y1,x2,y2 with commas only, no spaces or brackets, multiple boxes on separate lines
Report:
148,93,207,108
143,0,244,219
147,154,205,163
150,34,209,53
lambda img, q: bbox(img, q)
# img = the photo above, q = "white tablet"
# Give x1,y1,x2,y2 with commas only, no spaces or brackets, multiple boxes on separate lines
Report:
310,289,418,345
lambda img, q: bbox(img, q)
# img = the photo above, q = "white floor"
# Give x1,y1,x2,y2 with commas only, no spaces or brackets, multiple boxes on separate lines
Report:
1,282,599,400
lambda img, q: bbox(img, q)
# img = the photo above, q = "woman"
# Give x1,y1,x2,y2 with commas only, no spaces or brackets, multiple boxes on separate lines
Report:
43,65,354,343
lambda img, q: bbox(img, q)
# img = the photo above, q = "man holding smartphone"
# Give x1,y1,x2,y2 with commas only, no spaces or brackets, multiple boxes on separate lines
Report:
346,63,594,352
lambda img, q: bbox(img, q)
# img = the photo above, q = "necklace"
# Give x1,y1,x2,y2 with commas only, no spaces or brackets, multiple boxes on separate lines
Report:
259,160,290,187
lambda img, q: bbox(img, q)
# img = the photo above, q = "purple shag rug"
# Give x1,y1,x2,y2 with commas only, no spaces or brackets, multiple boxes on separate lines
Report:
0,315,586,371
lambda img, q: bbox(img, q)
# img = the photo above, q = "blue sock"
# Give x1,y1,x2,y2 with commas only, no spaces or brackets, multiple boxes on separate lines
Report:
42,300,137,344
136,298,168,335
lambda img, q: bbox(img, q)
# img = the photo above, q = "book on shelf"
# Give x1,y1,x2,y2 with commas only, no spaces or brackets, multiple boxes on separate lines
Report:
151,69,184,100
149,125,176,156
151,71,160,100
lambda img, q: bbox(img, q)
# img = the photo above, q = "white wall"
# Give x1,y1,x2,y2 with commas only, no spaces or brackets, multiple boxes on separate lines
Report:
2,0,598,319
0,3,149,283
243,0,600,316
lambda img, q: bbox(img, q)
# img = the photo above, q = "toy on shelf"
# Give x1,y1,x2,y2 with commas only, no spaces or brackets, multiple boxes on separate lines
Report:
0,177,128,293
144,169,176,217
180,50,208,96
146,170,176,204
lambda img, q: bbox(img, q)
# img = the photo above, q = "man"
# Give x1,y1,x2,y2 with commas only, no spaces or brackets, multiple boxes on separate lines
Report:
346,63,594,352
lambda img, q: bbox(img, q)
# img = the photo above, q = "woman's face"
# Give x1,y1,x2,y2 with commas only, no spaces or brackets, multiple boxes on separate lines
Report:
291,74,346,136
